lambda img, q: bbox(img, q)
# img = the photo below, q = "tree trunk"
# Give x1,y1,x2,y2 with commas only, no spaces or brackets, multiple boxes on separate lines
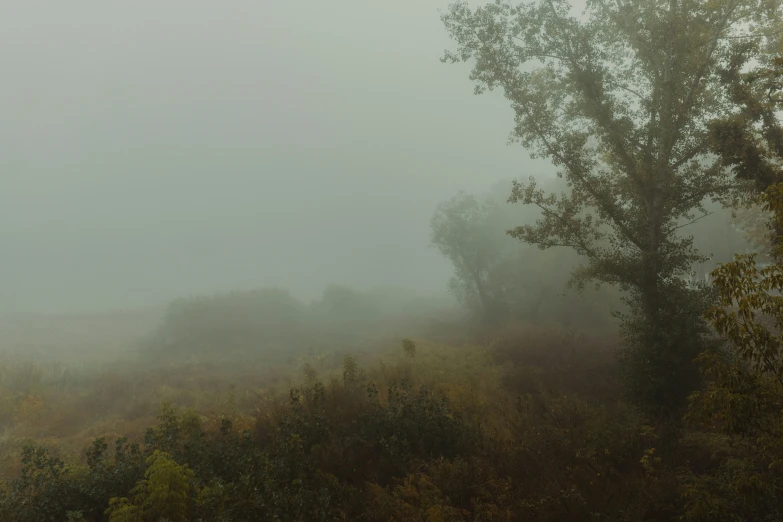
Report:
473,272,504,323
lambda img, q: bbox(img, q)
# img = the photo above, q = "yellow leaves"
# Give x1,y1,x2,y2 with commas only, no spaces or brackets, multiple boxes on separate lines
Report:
231,414,255,433
425,505,448,522
364,472,471,522
705,223,783,379
366,482,386,499
640,447,662,476
104,498,141,522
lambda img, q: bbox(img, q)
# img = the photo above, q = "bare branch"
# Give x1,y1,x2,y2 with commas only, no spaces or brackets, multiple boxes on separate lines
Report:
604,78,648,101
668,211,715,233
670,138,711,171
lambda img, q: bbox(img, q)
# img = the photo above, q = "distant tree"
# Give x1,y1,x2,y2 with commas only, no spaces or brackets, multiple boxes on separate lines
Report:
430,192,521,321
148,288,307,358
441,0,783,413
431,186,627,326
105,451,195,522
315,284,382,325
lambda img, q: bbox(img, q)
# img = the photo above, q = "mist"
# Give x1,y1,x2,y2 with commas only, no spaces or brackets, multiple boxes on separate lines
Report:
0,0,560,315
3,1,783,519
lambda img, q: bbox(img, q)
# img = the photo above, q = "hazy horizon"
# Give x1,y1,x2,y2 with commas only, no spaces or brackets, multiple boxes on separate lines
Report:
0,0,560,315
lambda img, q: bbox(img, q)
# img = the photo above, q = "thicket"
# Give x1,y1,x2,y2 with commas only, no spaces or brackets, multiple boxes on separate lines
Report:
5,275,783,521
1,331,679,522
138,286,455,365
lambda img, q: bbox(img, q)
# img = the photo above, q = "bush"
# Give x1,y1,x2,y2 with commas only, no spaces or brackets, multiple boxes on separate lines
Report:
0,325,750,521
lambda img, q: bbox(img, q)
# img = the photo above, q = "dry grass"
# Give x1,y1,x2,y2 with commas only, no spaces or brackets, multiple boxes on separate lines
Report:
0,313,620,486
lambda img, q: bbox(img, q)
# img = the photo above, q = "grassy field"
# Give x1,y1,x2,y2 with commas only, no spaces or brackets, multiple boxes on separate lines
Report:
0,302,472,481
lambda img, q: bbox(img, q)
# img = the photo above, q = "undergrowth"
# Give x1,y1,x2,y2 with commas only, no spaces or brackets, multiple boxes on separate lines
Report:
0,323,774,520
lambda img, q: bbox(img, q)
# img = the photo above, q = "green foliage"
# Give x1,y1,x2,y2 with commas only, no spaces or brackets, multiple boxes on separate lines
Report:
1,350,485,520
80,436,147,518
342,355,360,386
708,49,783,193
0,441,74,522
105,451,195,522
143,402,205,465
681,182,783,520
66,510,85,521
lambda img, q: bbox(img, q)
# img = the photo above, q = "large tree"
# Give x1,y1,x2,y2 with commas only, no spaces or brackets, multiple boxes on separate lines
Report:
441,0,783,412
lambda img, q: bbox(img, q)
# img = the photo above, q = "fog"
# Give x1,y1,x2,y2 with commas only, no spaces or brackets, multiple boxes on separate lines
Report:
4,1,782,517
0,0,560,315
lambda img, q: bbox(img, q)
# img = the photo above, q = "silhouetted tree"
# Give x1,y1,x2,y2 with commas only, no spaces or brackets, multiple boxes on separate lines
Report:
430,192,512,321
441,0,783,413
430,190,563,322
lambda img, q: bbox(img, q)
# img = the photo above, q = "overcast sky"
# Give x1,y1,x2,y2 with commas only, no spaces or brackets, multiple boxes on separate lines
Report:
0,0,556,314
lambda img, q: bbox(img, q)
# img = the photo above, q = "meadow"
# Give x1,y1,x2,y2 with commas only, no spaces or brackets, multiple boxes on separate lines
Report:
0,287,775,521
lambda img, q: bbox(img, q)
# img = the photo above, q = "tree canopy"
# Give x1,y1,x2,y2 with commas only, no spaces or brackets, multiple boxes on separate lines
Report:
441,0,783,412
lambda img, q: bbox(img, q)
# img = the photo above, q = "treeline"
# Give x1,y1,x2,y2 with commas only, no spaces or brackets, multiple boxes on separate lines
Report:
137,286,460,363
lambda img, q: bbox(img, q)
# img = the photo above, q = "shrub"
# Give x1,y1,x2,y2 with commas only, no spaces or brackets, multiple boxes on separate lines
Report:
104,450,195,522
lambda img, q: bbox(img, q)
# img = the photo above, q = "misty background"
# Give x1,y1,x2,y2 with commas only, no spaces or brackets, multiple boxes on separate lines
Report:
0,0,563,315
